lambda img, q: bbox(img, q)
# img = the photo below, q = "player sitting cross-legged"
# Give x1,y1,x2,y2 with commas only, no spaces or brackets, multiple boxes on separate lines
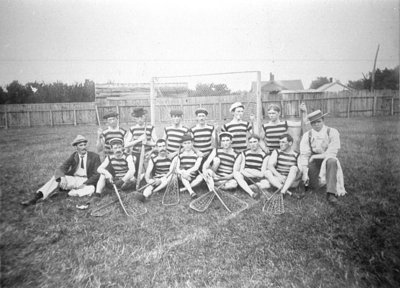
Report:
265,133,304,196
95,138,136,196
202,132,239,191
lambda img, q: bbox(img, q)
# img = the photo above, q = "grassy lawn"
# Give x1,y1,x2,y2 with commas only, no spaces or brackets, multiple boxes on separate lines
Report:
1,117,399,288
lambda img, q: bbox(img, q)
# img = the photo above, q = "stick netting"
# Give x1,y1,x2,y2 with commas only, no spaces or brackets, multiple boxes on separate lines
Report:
189,191,215,212
162,173,180,206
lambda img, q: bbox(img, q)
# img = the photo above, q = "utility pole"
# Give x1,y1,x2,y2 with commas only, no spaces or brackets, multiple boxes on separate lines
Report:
371,44,380,92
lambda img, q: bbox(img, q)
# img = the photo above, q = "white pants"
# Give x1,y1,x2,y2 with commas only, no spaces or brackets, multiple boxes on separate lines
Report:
38,176,95,199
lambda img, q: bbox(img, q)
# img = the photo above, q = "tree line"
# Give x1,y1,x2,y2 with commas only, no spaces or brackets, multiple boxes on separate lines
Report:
0,79,95,104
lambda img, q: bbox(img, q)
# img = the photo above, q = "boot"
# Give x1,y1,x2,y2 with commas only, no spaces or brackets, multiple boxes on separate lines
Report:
20,192,43,207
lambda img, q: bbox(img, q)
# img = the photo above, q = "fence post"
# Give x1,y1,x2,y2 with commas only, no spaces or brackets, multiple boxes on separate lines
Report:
27,111,31,127
372,94,377,116
280,100,285,118
5,108,8,129
391,97,394,116
50,109,53,126
150,77,156,126
347,94,352,118
219,102,223,121
73,109,77,126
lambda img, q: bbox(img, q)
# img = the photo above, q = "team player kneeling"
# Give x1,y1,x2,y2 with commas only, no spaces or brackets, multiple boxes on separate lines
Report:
22,102,344,207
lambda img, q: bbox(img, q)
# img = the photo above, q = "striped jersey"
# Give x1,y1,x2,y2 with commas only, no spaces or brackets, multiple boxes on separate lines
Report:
243,149,268,171
276,150,298,176
262,121,288,150
221,121,252,153
101,127,127,155
190,124,214,155
151,155,172,177
179,152,198,171
129,124,154,153
216,148,238,177
165,126,189,153
108,153,130,178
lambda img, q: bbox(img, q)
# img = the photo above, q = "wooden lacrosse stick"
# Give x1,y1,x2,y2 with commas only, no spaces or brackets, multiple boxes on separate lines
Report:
199,171,231,213
113,183,131,216
136,121,148,190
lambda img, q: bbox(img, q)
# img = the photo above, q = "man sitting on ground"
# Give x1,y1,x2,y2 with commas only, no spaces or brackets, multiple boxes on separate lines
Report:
136,139,173,202
171,134,203,199
233,134,270,199
21,135,101,206
203,132,239,191
265,133,303,196
95,138,136,195
299,109,346,204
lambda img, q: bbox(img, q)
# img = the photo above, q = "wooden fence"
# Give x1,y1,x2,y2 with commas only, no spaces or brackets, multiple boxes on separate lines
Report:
0,90,398,129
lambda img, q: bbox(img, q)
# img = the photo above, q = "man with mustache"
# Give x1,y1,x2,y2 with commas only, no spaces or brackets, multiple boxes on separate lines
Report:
20,135,101,206
95,138,136,195
135,139,172,202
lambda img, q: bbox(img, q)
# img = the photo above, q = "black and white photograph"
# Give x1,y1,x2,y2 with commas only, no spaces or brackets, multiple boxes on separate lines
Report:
1,0,399,287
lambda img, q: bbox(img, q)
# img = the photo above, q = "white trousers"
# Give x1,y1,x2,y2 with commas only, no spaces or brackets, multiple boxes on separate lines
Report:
38,176,95,199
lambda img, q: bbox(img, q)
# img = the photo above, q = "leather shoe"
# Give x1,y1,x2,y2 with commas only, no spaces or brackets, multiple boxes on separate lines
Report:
251,191,260,200
327,193,338,205
20,198,37,206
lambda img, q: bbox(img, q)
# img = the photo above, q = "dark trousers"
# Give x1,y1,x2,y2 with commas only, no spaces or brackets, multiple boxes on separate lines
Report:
308,158,338,194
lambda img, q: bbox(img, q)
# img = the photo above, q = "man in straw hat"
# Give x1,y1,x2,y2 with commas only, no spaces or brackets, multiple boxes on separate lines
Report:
221,102,253,153
96,111,127,159
203,131,239,191
95,138,136,195
299,109,346,204
20,135,101,206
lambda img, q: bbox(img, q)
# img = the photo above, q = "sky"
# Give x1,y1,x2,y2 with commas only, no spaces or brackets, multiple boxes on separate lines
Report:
0,0,398,90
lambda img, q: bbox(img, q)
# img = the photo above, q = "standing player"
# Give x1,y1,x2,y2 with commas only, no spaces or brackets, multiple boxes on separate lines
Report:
261,103,308,153
163,110,189,158
96,112,127,159
190,107,215,161
233,134,270,199
95,138,136,195
221,102,252,153
125,107,157,180
203,132,239,191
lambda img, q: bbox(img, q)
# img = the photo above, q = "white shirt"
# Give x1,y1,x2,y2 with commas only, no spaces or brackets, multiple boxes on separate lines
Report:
74,153,88,177
299,125,340,167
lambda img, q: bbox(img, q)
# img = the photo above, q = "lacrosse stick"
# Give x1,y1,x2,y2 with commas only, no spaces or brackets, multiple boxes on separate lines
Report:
262,187,286,215
189,191,215,212
112,183,147,217
162,147,181,206
90,198,118,217
199,171,231,213
217,189,249,214
136,120,148,190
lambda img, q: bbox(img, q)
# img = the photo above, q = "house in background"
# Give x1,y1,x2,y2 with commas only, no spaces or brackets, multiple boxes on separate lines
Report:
316,79,351,92
250,73,304,95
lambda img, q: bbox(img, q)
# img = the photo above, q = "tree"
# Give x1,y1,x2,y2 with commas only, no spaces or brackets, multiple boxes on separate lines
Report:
189,83,231,96
347,66,399,90
309,77,331,89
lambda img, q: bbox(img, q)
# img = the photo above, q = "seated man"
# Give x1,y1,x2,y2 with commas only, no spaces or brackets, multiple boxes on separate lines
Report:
233,134,270,199
137,139,173,201
203,132,239,191
299,110,345,205
171,134,203,199
265,133,302,195
20,135,101,206
95,138,136,195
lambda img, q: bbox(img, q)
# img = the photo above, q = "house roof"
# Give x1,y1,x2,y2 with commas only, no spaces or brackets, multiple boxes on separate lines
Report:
251,80,304,92
316,81,350,91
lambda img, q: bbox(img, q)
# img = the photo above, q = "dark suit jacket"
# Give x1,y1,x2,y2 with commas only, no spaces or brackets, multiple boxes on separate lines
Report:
54,151,101,186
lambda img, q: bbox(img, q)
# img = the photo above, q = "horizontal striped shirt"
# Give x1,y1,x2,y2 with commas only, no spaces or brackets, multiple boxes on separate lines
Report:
102,127,127,155
216,148,238,177
221,121,252,153
108,153,130,178
243,149,268,171
129,124,154,153
165,126,189,153
190,124,214,155
151,155,172,177
276,150,298,176
179,152,198,170
262,121,288,150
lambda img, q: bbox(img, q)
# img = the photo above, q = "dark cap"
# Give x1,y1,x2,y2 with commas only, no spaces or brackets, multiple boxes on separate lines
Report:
131,107,146,117
181,134,193,143
219,132,233,140
170,109,183,117
195,107,208,116
71,135,88,146
103,111,119,119
109,138,124,146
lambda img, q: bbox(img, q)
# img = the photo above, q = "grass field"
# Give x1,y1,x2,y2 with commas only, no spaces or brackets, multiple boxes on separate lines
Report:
1,117,399,288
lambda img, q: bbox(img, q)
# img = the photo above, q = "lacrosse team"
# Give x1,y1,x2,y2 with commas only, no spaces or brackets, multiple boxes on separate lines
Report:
21,101,345,208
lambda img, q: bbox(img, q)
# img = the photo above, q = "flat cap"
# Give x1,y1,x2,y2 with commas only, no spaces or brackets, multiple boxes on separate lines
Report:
103,111,119,119
109,138,124,146
195,107,208,116
229,102,244,112
219,132,233,140
71,135,88,146
131,107,146,117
